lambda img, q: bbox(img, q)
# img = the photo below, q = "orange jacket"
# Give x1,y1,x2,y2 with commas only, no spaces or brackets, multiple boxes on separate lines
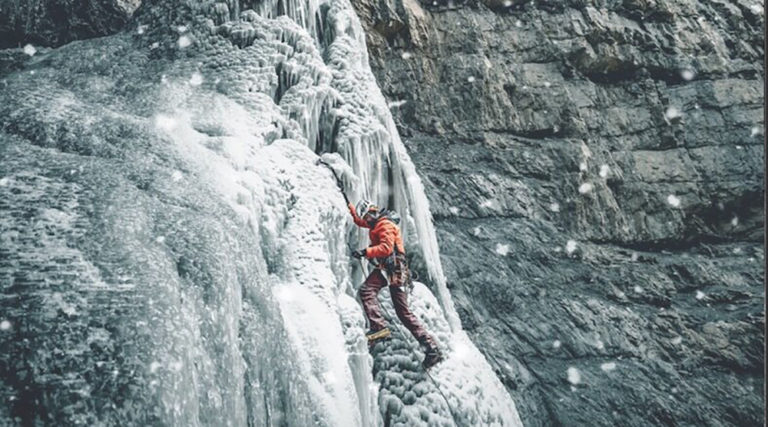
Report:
348,203,405,258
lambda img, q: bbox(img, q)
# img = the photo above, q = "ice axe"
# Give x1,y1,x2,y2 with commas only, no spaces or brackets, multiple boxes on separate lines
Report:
317,157,350,205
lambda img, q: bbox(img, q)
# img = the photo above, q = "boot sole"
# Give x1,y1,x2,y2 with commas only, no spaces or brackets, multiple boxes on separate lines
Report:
366,328,391,341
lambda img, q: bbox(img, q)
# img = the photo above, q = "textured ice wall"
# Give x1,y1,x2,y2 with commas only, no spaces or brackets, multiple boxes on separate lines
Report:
0,0,523,424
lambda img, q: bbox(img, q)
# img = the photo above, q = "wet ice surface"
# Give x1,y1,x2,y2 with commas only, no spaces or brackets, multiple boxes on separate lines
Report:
0,0,522,424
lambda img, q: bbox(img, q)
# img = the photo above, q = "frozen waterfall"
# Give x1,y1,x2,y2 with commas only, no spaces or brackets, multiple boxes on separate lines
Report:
0,0,523,424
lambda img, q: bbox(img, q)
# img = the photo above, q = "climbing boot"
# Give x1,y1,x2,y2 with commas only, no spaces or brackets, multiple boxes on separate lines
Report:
422,346,444,370
419,337,444,370
366,327,391,349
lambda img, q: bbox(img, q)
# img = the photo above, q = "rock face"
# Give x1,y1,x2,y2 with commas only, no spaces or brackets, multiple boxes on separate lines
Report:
0,0,140,49
351,0,765,425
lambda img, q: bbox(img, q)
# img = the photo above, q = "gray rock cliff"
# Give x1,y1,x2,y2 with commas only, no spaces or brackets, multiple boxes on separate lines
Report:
351,0,765,425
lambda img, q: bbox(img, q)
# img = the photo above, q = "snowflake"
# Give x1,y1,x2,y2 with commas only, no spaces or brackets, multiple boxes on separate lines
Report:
449,206,459,215
467,76,475,83
480,199,494,209
472,227,481,236
634,285,643,294
387,100,407,108
731,216,739,226
0,320,11,331
553,340,561,349
750,126,762,137
549,202,560,212
177,25,188,33
503,0,513,6
565,240,578,254
171,171,183,182
671,336,682,345
137,25,147,35
680,69,695,81
401,52,412,60
750,3,763,14
599,165,610,178
495,243,510,256
566,367,581,385
695,290,705,300
667,194,681,207
515,20,523,28
0,177,9,187
578,183,593,194
600,362,616,372
178,35,192,49
154,114,177,131
23,44,36,56
156,236,166,243
665,106,681,121
149,361,162,373
189,72,204,86
150,42,160,49
579,162,588,171
630,252,639,262
543,81,551,88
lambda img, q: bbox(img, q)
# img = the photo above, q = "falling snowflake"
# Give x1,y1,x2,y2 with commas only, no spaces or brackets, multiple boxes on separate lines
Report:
515,20,523,27
495,243,510,256
156,236,166,243
154,114,177,131
401,51,412,60
178,35,192,48
750,3,763,14
149,361,162,373
177,25,188,33
449,206,460,215
467,76,475,83
543,81,551,88
549,202,560,212
566,367,581,385
680,69,695,81
480,199,494,209
731,216,739,226
695,290,705,300
503,0,513,6
671,336,683,345
23,44,36,56
553,340,561,349
0,320,11,331
750,126,762,137
579,162,588,171
667,194,681,207
387,100,407,108
733,247,742,254
595,340,604,350
630,252,639,262
565,240,578,254
150,42,160,49
137,25,147,35
0,177,9,187
599,165,610,178
578,183,593,194
472,227,481,236
665,107,681,121
169,361,183,372
600,362,616,372
189,72,204,86
171,171,183,182
634,285,644,294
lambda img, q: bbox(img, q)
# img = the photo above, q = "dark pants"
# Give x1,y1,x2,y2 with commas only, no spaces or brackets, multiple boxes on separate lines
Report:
358,269,436,347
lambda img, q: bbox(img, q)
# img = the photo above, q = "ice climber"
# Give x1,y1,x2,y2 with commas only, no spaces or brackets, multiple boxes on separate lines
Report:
348,200,444,370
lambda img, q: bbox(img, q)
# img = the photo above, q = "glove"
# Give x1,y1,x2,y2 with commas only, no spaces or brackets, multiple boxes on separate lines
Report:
351,248,367,259
348,203,357,216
